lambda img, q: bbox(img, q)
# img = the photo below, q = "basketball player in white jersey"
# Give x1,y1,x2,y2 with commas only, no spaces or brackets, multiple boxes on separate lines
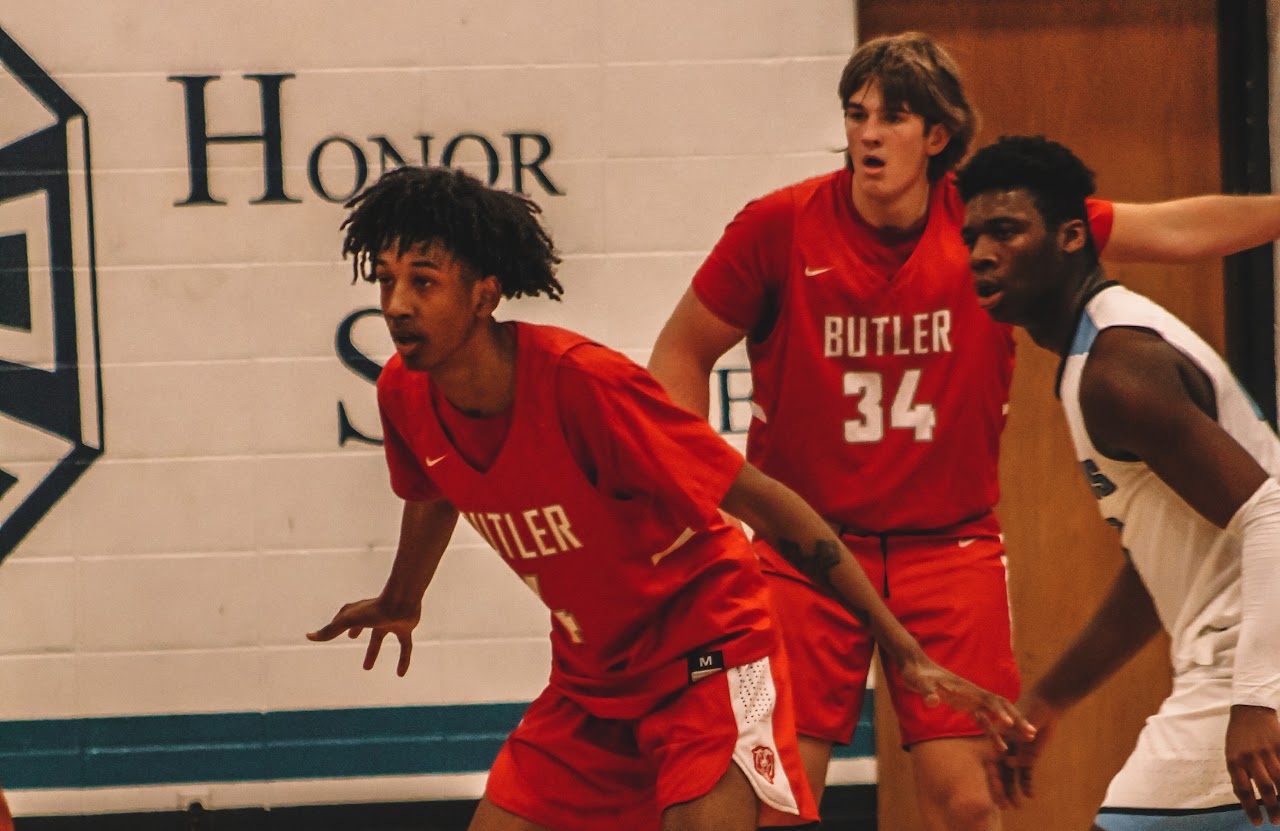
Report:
956,135,1280,829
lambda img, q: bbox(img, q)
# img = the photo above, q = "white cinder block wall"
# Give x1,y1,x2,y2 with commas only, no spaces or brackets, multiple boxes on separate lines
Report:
0,2,858,815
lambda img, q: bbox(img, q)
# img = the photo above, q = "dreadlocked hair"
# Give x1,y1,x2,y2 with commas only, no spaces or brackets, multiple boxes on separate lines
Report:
341,165,564,301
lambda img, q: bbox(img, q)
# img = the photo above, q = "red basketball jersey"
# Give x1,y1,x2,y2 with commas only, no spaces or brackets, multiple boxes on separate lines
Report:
377,323,777,719
694,170,1112,538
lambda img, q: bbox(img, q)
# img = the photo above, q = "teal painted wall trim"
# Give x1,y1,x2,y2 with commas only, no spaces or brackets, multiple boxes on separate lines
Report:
0,696,875,790
837,696,875,759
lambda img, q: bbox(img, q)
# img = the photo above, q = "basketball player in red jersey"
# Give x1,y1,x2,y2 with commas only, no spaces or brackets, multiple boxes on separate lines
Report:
648,31,1280,831
306,166,1031,831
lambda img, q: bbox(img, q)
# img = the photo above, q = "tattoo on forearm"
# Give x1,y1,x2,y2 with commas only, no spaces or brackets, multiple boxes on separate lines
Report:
777,537,870,625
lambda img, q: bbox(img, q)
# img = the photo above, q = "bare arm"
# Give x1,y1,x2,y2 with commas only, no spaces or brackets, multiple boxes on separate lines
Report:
307,497,459,676
721,464,917,662
722,463,1032,742
1029,561,1163,713
994,561,1163,808
648,287,748,417
379,498,460,609
1081,327,1267,526
1106,196,1280,264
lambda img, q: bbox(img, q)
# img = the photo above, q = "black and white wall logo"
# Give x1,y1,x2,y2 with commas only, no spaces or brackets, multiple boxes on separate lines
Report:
0,28,104,561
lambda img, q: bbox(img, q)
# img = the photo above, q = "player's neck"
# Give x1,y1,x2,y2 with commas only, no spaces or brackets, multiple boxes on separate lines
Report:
850,174,932,235
1031,266,1109,356
431,319,517,417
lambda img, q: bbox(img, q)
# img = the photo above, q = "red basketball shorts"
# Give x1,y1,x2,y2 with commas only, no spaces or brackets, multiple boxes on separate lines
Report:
760,533,1019,748
484,653,819,830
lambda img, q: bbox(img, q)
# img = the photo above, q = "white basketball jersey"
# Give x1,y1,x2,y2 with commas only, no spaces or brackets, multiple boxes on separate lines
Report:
1058,283,1280,675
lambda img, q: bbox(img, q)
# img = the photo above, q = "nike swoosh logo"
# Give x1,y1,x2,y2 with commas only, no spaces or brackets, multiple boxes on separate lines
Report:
425,454,448,467
804,266,833,276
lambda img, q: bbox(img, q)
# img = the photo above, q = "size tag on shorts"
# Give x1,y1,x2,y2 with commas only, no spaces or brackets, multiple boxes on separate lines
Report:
687,650,725,683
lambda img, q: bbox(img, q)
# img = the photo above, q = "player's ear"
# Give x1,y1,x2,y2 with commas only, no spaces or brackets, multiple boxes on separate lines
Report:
473,274,501,316
1059,218,1087,255
924,121,951,158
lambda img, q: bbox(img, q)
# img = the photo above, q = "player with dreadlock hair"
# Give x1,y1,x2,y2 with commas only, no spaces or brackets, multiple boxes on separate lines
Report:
341,165,563,301
309,165,1030,830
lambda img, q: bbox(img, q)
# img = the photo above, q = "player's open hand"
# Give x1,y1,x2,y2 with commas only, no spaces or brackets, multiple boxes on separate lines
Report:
984,693,1060,810
901,659,1036,754
306,596,422,677
1226,704,1280,826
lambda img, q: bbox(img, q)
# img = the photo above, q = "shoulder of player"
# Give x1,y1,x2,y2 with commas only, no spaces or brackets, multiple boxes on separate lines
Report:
768,169,842,200
556,342,654,393
1079,326,1202,449
739,170,842,221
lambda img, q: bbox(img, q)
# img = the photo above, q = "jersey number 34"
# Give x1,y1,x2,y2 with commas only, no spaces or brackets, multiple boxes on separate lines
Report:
843,369,936,443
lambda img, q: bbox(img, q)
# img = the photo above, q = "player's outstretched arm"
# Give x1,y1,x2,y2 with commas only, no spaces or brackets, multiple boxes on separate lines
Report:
647,287,748,419
307,497,458,677
1107,195,1280,264
992,560,1162,810
720,463,1033,749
